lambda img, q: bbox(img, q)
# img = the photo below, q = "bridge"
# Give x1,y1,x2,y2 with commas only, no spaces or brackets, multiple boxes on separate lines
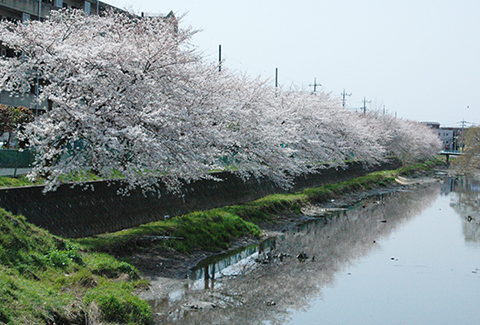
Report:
439,150,463,163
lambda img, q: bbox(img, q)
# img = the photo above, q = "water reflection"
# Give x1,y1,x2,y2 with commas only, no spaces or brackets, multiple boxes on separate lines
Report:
188,238,276,290
147,183,442,325
446,177,480,244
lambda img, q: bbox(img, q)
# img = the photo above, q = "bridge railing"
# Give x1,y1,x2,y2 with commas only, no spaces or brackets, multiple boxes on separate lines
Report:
439,150,463,156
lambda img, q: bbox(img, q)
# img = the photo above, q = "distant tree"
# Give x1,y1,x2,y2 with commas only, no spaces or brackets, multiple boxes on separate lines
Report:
453,127,480,174
0,105,34,149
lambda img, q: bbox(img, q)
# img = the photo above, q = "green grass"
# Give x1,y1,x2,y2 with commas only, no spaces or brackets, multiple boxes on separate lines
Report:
84,281,151,324
0,175,40,188
78,158,445,257
0,209,151,324
396,156,444,176
77,210,262,254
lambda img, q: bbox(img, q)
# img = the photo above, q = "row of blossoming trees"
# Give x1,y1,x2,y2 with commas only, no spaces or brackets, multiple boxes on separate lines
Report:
0,9,440,192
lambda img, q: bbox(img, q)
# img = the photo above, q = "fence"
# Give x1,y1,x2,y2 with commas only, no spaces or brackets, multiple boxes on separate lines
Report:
0,160,401,238
0,149,34,177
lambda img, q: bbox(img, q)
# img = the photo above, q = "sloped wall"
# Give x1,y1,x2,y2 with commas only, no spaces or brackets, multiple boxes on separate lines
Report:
0,161,399,238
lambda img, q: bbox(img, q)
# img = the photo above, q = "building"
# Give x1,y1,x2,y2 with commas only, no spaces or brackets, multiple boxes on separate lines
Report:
421,121,440,130
437,128,455,150
0,0,108,22
421,122,465,151
439,127,464,151
436,127,464,151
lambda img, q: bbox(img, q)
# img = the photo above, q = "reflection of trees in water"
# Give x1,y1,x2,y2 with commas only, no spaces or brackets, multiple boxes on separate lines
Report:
448,177,480,243
151,185,440,325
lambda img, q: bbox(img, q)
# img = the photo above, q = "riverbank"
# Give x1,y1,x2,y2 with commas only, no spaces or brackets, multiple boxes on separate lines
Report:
134,163,446,313
77,159,444,287
0,159,445,324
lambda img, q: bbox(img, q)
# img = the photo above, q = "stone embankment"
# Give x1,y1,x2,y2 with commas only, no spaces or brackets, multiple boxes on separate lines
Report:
0,161,400,238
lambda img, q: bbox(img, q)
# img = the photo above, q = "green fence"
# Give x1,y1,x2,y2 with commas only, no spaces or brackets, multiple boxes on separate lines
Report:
0,149,35,168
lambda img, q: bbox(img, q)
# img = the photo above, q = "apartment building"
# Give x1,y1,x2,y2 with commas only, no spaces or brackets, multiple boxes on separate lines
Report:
0,0,107,22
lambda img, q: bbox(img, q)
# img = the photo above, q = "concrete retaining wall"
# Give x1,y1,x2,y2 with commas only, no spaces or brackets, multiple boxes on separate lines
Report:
0,161,400,238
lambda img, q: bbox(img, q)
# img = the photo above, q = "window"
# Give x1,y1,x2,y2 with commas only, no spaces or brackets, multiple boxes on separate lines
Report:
55,0,63,7
84,1,91,15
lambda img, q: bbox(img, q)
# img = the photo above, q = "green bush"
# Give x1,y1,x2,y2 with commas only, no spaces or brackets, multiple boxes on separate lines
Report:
41,243,83,269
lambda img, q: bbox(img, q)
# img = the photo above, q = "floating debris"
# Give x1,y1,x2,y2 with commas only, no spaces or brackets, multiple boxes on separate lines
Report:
297,251,308,260
301,206,347,217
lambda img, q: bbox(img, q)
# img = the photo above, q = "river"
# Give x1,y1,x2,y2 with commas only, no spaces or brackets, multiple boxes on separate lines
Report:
147,176,480,324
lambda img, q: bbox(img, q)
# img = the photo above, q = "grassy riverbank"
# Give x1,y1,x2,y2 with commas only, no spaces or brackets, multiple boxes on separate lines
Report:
0,158,444,324
0,209,151,324
77,158,444,256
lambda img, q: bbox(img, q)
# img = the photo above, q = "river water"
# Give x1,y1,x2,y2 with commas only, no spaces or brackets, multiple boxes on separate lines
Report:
148,177,480,325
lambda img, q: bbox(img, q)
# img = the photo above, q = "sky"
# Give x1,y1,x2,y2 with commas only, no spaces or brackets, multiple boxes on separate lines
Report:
102,0,480,127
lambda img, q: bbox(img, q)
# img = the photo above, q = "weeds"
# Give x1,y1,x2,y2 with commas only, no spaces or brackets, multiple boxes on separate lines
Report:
0,209,149,324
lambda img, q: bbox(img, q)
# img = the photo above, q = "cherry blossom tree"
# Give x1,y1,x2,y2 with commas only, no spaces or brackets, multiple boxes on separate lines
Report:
0,9,441,192
371,113,441,164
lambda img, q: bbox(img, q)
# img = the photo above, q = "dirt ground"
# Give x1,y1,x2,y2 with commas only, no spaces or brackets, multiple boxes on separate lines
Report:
124,172,445,301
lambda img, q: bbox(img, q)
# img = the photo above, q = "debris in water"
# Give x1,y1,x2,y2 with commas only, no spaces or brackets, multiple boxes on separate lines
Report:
297,252,308,260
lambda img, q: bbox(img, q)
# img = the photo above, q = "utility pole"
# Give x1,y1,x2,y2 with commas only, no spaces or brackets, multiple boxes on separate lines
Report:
458,119,470,151
275,68,278,88
309,78,321,93
274,68,279,97
341,89,351,108
218,44,222,72
362,97,371,114
35,0,41,117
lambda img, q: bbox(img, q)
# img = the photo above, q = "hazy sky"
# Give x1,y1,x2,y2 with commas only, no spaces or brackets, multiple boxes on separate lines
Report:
103,0,480,127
